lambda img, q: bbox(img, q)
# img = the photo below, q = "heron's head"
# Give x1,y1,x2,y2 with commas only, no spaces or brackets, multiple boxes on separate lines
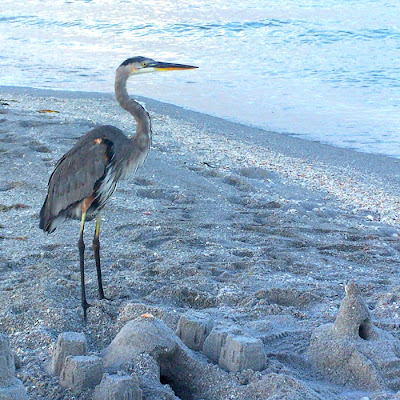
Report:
118,56,198,75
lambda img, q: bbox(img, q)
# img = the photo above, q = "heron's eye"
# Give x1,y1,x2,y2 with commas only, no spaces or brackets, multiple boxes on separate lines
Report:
141,62,146,67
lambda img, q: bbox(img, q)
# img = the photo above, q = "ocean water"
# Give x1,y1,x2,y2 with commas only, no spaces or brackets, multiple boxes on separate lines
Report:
1,0,400,157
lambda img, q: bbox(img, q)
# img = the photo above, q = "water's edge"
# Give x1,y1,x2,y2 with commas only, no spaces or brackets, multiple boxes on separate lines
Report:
2,84,400,195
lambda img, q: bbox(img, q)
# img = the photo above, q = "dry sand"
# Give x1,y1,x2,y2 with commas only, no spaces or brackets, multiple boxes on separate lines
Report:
0,86,400,399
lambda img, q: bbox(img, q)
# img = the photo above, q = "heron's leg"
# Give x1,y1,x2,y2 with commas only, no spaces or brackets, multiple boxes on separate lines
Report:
93,212,106,300
78,211,91,322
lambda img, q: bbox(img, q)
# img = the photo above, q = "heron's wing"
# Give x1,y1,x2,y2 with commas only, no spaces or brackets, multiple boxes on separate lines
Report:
43,138,112,224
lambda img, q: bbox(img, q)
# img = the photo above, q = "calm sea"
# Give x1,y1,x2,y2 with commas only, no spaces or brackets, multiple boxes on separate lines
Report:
1,0,400,157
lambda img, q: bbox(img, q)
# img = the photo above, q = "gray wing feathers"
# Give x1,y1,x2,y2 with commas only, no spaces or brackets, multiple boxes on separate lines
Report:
43,141,109,224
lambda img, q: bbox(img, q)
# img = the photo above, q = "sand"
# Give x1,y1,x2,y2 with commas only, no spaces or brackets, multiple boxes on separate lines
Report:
0,85,400,399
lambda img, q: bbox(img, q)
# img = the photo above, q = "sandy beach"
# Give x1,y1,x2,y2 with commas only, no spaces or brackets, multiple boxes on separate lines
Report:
1,85,400,400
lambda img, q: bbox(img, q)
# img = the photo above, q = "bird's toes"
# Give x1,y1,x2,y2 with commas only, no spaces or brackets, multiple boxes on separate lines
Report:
99,295,113,302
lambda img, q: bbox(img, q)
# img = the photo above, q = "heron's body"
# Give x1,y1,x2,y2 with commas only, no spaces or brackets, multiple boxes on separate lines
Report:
39,56,197,321
39,124,150,232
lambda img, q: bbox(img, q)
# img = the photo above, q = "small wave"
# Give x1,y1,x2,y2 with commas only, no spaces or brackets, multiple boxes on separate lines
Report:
120,18,298,38
0,15,82,28
0,13,302,39
297,26,400,45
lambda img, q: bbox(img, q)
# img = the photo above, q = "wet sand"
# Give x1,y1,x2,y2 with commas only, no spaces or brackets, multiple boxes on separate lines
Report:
0,85,400,399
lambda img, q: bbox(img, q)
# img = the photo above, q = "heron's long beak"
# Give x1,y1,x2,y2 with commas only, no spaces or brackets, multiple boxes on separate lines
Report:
153,61,198,72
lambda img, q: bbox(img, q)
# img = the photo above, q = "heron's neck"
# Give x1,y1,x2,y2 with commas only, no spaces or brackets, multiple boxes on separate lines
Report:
114,70,152,140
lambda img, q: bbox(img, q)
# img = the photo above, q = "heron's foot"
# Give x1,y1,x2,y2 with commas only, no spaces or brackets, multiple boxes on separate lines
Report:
98,287,112,301
99,293,113,301
82,300,92,322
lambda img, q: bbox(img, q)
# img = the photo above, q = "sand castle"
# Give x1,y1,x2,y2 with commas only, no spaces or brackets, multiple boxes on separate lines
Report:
0,333,27,400
309,282,400,391
51,312,270,399
49,284,400,398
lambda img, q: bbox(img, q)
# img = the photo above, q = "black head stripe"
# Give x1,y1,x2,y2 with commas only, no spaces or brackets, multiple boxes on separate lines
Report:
120,56,147,67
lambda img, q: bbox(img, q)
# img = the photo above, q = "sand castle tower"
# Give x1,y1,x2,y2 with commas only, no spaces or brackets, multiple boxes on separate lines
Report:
332,282,377,340
309,282,400,391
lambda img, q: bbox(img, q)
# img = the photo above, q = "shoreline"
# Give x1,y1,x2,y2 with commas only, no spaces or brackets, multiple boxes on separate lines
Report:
3,84,400,162
2,85,400,226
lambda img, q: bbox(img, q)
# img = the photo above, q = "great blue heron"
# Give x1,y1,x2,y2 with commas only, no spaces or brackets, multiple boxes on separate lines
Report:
39,56,197,321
